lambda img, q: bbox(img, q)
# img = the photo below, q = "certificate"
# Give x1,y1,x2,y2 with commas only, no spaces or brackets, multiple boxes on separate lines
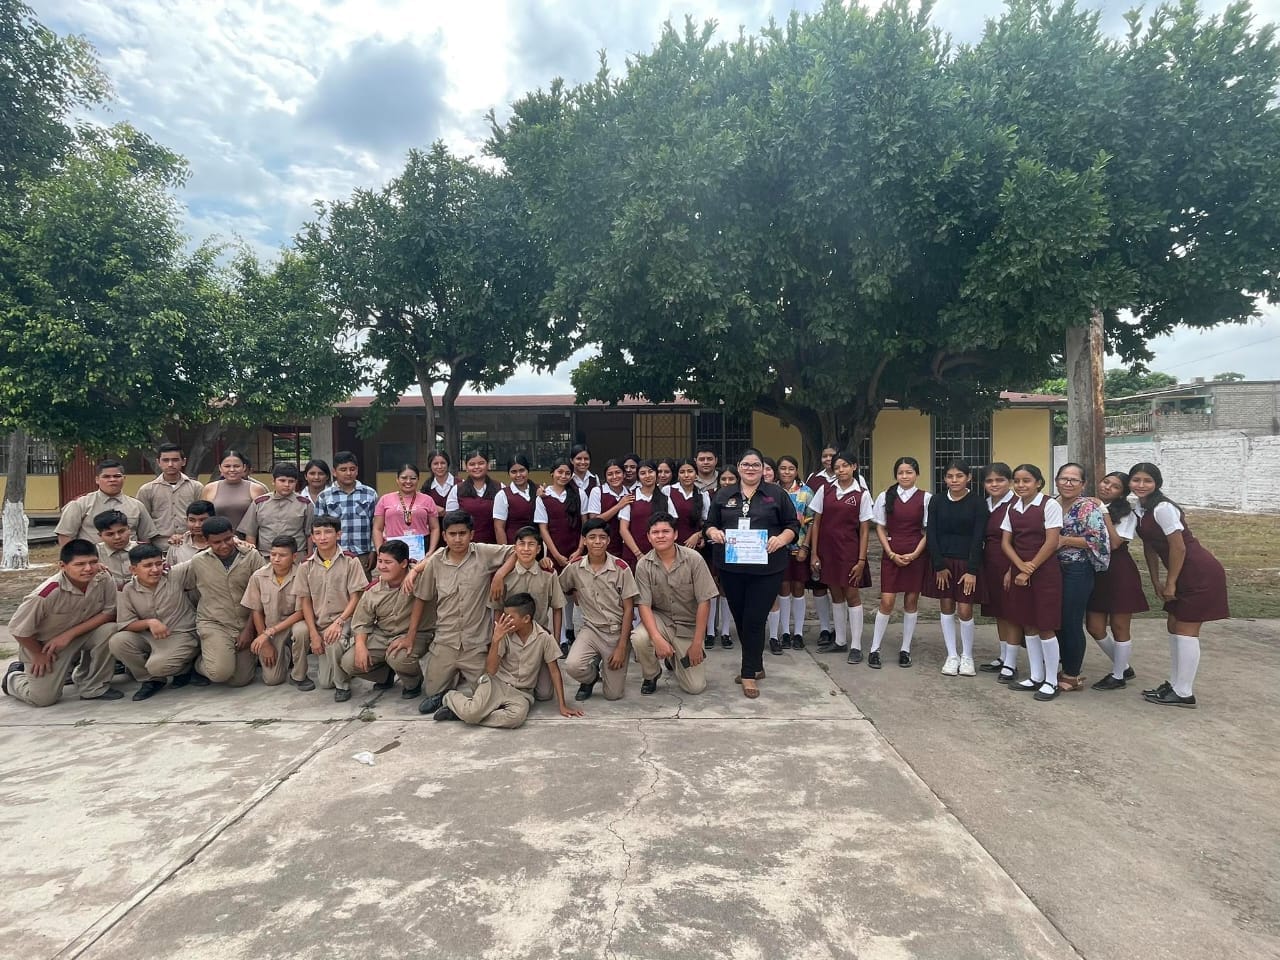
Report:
724,528,768,565
389,534,426,562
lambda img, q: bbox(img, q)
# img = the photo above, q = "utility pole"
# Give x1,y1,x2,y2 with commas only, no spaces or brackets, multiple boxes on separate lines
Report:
1065,308,1107,485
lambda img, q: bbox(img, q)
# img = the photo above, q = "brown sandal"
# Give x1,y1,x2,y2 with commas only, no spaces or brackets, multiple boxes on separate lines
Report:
1057,672,1086,692
741,679,760,699
734,671,766,683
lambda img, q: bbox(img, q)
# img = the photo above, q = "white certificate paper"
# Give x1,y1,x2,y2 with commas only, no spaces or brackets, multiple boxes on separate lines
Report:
389,534,426,562
724,528,768,565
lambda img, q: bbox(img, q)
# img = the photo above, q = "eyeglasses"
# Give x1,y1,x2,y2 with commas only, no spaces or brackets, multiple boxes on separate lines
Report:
1058,478,1083,485
739,463,763,470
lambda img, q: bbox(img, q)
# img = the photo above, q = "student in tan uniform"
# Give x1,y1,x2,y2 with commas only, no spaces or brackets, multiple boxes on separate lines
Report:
137,443,204,537
241,537,309,687
243,463,314,555
3,539,121,706
94,510,137,588
171,516,265,687
338,540,427,701
167,500,215,565
488,526,566,640
109,544,199,700
559,518,639,701
632,512,718,696
56,459,162,547
433,593,583,727
404,509,514,716
293,515,370,695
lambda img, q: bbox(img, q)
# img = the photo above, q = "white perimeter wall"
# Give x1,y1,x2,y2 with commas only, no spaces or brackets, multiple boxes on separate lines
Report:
1053,432,1280,514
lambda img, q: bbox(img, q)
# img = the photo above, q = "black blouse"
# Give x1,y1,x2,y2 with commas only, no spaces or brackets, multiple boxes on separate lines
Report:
705,482,802,577
926,491,988,574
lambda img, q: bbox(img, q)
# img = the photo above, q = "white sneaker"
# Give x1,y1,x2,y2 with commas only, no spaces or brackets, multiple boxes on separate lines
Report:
958,656,976,677
941,656,960,676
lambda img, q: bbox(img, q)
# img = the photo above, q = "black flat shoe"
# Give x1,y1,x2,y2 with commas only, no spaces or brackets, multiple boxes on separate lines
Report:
996,667,1017,684
373,672,396,690
1033,683,1059,701
334,688,352,702
401,683,422,699
816,637,837,653
83,688,124,701
780,633,792,649
132,679,166,701
978,659,1003,673
292,677,316,692
1009,679,1040,692
187,672,211,687
1141,681,1172,699
703,638,716,651
1123,666,1136,680
433,705,460,721
769,638,783,656
828,643,848,654
575,681,596,701
898,651,912,668
114,660,128,676
846,648,863,664
2,661,23,696
868,651,882,669
1144,687,1196,708
640,676,658,695
720,635,733,649
791,635,805,650
818,630,832,647
418,692,445,715
1091,674,1126,691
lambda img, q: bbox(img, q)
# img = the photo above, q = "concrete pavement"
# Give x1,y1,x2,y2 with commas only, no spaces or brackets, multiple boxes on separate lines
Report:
0,618,1275,959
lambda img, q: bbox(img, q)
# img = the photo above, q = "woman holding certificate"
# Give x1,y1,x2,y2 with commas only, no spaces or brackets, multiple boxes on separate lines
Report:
373,464,440,560
704,449,801,699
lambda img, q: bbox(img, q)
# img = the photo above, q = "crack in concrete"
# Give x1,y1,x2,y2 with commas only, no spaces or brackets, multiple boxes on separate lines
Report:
602,719,663,960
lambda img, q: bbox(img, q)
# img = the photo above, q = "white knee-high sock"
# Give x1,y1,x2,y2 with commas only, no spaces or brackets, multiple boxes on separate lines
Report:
1024,635,1045,684
940,613,958,658
791,596,806,635
718,597,731,637
959,618,975,659
849,604,865,652
1093,631,1116,662
1172,635,1200,697
1001,642,1019,670
901,612,919,653
767,609,780,640
1112,640,1132,680
997,639,1008,664
871,611,891,652
778,598,791,637
1040,635,1061,689
831,601,848,647
1167,633,1180,683
817,593,833,631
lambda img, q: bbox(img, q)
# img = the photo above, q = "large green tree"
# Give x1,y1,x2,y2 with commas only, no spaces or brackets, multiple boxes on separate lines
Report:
490,0,1280,468
299,141,567,459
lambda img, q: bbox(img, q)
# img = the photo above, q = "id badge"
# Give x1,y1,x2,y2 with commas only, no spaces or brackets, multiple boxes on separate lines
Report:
737,518,752,530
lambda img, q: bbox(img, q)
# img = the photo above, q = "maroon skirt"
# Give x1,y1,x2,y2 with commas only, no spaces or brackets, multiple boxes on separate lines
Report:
880,552,930,595
922,557,987,604
1166,545,1231,623
786,550,810,583
1002,561,1063,632
980,542,1011,619
1087,546,1149,615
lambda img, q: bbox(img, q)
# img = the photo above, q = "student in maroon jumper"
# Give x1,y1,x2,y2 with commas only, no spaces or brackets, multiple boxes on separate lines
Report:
618,460,665,568
665,459,708,551
493,455,540,546
447,451,499,544
869,457,932,668
808,450,874,660
924,460,988,678
775,455,814,652
804,445,839,646
594,460,634,559
536,459,585,569
1087,470,1147,690
1001,464,1065,701
1130,462,1229,708
978,463,1024,683
420,450,455,512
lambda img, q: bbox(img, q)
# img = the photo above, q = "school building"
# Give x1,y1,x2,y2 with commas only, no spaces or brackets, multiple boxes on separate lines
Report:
1,392,1060,517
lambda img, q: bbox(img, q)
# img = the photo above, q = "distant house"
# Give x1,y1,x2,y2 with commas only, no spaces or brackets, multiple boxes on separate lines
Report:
1105,378,1280,438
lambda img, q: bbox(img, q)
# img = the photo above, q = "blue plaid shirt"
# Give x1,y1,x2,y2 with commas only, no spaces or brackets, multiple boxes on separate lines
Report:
316,482,379,555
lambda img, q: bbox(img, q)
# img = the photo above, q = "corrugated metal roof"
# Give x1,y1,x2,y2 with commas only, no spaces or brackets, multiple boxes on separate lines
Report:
336,392,1063,412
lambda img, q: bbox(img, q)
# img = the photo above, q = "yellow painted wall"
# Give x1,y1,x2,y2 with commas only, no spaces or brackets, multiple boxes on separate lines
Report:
871,410,934,491
751,412,803,464
992,409,1051,473
0,476,62,514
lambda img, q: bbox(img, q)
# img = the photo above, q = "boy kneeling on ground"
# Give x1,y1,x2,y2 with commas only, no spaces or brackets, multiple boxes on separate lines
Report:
434,592,583,728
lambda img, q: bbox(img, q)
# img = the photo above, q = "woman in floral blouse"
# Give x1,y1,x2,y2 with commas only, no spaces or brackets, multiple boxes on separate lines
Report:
1054,462,1110,691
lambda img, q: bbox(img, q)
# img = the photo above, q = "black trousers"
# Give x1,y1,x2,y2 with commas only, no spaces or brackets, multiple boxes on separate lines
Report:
720,568,786,680
1059,560,1094,675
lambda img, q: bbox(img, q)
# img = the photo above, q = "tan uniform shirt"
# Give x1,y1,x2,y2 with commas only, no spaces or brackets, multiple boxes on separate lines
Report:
559,553,639,633
243,493,314,552
635,545,719,636
292,551,368,629
494,622,561,691
117,573,197,634
172,546,265,629
413,543,512,651
97,541,137,589
8,570,116,642
137,475,204,536
351,578,432,641
55,491,159,546
493,561,565,630
166,534,205,567
240,564,302,627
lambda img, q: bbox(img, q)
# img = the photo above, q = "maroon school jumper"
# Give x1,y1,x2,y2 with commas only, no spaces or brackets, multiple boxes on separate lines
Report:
980,496,1015,619
1087,519,1149,615
1136,507,1230,622
501,484,536,534
880,488,930,594
457,482,497,544
668,486,702,545
817,484,873,589
424,484,451,513
598,486,628,558
623,494,656,568
1003,498,1063,631
540,491,581,567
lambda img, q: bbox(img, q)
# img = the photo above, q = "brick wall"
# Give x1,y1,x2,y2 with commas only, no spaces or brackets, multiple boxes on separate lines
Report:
1053,433,1280,514
1210,382,1280,433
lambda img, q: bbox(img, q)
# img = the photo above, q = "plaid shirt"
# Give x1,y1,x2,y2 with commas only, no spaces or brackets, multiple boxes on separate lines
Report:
316,482,379,555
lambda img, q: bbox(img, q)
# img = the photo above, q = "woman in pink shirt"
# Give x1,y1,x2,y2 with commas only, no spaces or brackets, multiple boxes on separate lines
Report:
373,464,440,555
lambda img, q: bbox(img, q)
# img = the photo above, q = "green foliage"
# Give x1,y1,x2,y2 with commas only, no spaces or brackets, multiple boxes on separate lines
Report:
1212,371,1245,382
491,0,1280,461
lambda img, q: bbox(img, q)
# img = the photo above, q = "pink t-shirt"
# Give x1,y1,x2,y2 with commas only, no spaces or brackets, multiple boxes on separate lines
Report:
375,491,438,537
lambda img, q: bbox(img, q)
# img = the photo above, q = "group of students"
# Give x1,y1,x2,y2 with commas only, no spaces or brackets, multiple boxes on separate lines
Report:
3,439,1226,725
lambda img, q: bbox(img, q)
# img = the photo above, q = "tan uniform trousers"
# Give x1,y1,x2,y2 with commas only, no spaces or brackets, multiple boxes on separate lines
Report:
443,673,535,729
195,622,256,687
564,625,629,700
383,630,432,690
288,622,313,684
311,624,352,690
11,623,117,707
260,623,309,686
423,643,489,699
109,629,199,683
331,631,394,692
631,619,707,695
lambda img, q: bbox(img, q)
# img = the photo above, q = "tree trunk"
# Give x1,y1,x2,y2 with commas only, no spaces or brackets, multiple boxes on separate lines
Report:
186,422,252,481
3,428,30,570
414,363,440,459
441,372,466,467
1066,309,1107,485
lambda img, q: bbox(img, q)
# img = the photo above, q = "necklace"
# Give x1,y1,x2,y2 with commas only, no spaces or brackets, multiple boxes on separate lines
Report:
397,490,416,525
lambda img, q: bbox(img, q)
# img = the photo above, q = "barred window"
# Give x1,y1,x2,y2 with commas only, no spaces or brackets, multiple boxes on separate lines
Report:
0,437,60,475
694,410,752,466
933,415,991,490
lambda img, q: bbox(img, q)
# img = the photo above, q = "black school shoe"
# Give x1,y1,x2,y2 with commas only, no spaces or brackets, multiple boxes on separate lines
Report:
640,676,659,695
1091,674,1126,691
791,634,806,651
1144,687,1196,708
132,679,166,701
401,683,422,699
433,705,460,721
769,637,783,656
978,659,1003,673
898,651,912,668
720,635,733,649
559,641,570,660
846,648,863,664
867,651,882,669
1142,681,1172,699
780,633,793,650
334,688,352,702
418,692,445,715
83,688,124,701
2,661,23,696
575,680,597,701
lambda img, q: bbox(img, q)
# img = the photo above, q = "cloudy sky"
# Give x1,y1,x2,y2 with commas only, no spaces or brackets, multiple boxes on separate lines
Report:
35,0,1280,392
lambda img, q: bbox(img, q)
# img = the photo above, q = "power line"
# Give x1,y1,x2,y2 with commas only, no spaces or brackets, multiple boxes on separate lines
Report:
1160,333,1280,371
